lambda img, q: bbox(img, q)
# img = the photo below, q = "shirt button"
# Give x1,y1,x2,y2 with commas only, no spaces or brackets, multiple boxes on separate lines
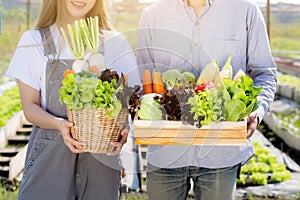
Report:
195,21,200,26
29,160,34,165
194,41,199,46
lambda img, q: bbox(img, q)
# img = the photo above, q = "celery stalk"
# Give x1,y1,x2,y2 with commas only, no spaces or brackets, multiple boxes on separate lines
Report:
60,16,99,59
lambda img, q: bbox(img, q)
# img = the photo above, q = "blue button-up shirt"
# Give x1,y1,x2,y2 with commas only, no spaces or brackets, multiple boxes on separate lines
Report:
137,0,277,168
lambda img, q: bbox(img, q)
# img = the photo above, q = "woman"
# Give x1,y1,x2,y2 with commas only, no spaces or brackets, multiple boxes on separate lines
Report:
6,0,139,199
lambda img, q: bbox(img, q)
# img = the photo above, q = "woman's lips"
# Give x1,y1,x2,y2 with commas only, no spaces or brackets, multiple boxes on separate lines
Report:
71,1,87,8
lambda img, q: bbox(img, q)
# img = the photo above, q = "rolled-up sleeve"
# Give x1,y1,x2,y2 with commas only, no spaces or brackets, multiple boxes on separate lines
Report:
246,3,277,122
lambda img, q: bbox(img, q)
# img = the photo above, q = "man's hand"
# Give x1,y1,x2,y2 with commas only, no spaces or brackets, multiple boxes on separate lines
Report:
59,119,86,153
247,112,258,138
107,126,130,156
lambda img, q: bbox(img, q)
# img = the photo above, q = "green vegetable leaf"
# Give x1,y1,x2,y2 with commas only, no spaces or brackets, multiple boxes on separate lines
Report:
224,99,245,121
188,91,212,125
138,94,162,120
105,100,122,118
59,71,123,117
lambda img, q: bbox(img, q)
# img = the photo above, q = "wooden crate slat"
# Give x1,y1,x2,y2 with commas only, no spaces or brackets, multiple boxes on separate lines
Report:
134,120,245,130
134,129,246,139
134,137,246,146
134,119,247,145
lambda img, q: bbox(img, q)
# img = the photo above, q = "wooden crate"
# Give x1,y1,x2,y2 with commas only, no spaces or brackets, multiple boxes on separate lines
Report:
134,120,247,145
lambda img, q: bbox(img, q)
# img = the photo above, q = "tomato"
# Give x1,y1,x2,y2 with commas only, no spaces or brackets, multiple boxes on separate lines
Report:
194,83,207,93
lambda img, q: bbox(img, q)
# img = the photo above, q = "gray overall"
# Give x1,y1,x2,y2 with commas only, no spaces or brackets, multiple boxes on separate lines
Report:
17,27,121,200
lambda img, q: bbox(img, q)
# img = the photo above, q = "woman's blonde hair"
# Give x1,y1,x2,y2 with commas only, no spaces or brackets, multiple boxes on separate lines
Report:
35,0,112,30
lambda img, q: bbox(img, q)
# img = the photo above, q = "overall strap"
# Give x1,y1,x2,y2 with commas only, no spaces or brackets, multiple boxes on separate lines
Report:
39,27,57,57
38,27,72,118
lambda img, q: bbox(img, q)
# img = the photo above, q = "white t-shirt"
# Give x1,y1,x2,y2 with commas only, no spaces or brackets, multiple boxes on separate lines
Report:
6,25,140,110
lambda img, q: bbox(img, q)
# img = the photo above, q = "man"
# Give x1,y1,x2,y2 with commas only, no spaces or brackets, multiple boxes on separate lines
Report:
136,0,277,199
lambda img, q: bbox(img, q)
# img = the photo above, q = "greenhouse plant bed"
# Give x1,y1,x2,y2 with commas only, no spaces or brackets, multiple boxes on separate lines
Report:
134,119,247,145
0,111,25,148
278,83,294,100
294,89,300,104
263,112,300,151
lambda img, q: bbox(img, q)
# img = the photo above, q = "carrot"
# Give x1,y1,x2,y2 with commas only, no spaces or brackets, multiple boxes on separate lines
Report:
142,69,153,94
153,71,165,94
90,65,101,76
63,69,74,78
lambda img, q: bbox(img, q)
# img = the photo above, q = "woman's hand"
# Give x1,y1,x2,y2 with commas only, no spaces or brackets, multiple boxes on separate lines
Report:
18,80,85,153
107,126,130,156
247,112,258,138
59,119,86,153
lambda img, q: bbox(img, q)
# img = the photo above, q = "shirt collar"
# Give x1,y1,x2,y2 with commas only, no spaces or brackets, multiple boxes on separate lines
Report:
177,0,214,7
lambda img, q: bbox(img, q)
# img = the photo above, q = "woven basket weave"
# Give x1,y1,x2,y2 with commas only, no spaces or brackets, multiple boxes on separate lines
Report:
67,108,128,153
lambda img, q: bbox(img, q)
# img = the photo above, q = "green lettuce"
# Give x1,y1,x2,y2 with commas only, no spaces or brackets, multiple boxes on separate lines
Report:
58,71,122,117
188,90,212,125
221,75,263,121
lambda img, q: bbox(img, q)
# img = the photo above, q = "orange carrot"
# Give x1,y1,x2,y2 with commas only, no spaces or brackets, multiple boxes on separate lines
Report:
63,69,74,78
90,65,101,76
142,69,153,94
153,71,165,94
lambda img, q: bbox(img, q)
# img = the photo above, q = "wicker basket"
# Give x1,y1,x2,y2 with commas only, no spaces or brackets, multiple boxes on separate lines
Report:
67,108,129,153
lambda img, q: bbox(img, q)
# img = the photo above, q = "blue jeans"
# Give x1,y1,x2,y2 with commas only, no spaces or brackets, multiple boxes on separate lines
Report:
146,163,239,200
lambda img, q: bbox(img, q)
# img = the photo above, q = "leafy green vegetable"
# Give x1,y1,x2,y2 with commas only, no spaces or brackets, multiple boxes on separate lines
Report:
237,142,292,186
257,153,278,165
138,94,162,120
188,90,212,125
221,75,263,121
270,163,287,173
224,99,246,121
250,173,268,185
0,86,22,128
241,165,249,174
275,109,300,136
277,72,300,88
154,57,264,125
208,88,225,122
236,174,247,185
58,71,122,117
248,162,270,173
271,171,291,182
